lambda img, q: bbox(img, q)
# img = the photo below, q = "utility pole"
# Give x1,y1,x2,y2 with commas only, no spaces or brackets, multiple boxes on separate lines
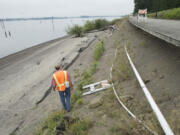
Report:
52,16,55,32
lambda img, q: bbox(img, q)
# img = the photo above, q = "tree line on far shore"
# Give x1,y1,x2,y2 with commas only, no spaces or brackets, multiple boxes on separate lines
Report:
134,0,180,13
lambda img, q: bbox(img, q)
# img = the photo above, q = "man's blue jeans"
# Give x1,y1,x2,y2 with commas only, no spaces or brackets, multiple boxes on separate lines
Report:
58,87,71,112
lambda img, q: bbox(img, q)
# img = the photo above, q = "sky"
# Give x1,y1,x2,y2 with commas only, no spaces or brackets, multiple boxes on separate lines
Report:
0,0,134,18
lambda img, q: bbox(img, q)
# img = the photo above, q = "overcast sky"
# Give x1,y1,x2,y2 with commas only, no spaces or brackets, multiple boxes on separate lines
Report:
0,0,134,18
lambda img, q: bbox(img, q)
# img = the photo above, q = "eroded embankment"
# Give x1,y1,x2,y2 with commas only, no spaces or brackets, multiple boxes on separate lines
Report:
111,19,180,134
36,37,97,105
0,32,102,135
19,18,180,135
35,18,180,135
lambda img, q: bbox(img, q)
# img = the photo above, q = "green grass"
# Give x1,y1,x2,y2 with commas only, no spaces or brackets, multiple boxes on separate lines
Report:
71,68,96,108
35,111,93,135
80,70,93,88
71,69,93,108
113,47,133,81
71,40,105,107
71,90,83,106
148,7,180,20
90,62,98,74
65,119,93,135
35,112,64,135
77,98,83,105
94,40,104,61
75,40,105,92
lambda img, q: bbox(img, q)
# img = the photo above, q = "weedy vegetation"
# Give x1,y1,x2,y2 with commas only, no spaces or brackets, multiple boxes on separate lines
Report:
71,40,105,107
90,62,98,74
35,112,64,135
64,119,93,135
67,18,121,37
148,7,180,20
66,25,83,37
112,46,133,82
94,40,104,61
35,111,93,135
83,20,96,33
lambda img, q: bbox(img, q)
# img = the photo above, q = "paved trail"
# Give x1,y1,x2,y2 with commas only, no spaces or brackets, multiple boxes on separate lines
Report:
129,16,180,47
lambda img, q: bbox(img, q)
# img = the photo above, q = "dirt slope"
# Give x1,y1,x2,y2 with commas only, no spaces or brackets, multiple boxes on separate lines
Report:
29,18,179,135
65,18,180,135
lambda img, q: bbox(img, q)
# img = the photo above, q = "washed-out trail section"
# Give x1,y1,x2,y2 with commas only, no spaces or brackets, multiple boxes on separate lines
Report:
0,32,99,135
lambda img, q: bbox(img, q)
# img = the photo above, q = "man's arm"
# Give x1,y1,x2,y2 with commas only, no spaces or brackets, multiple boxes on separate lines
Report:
52,78,56,91
68,74,73,90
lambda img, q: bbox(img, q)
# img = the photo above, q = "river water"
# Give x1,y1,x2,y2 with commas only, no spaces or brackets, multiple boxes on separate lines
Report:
0,17,120,58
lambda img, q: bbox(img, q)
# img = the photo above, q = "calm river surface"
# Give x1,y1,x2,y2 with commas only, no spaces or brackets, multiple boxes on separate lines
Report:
0,17,120,58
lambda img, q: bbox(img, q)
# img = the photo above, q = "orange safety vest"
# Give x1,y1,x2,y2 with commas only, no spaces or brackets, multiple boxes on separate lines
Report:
53,70,69,91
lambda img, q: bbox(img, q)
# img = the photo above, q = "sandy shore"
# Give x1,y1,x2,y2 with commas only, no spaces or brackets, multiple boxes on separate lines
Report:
0,32,103,135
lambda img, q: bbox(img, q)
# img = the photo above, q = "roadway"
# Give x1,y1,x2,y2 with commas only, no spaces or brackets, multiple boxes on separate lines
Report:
129,16,180,47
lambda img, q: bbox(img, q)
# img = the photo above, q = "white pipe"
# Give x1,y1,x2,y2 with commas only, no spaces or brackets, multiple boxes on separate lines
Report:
110,48,157,135
125,46,174,135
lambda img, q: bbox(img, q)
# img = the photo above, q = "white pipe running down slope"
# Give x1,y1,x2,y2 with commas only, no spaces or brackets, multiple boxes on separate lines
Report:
124,46,174,135
110,48,157,135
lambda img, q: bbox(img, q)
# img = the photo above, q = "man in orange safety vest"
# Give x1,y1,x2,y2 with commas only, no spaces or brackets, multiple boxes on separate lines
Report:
52,64,73,112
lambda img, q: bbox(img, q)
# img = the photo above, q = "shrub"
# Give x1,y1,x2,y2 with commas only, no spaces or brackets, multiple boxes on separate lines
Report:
66,24,83,37
67,18,119,36
83,20,96,32
94,19,109,29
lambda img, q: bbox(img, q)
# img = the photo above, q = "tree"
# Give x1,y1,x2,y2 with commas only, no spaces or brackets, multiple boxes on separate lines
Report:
134,0,180,13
